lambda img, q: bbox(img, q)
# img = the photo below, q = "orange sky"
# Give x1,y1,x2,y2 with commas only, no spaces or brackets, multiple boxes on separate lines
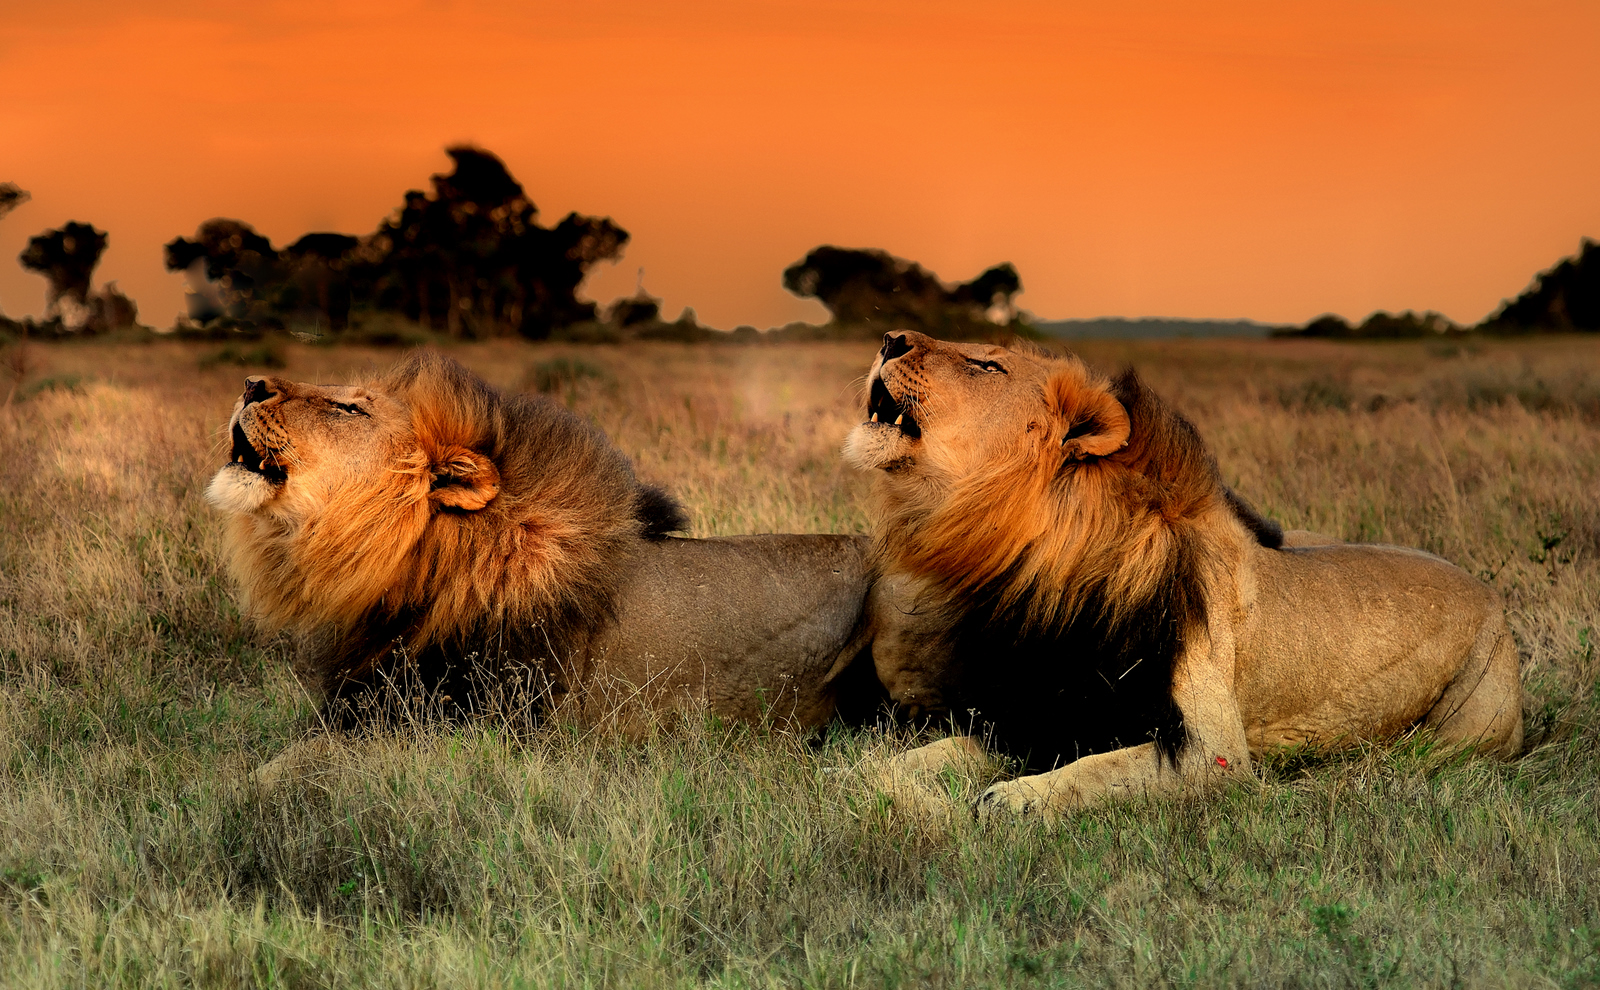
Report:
2,0,1597,329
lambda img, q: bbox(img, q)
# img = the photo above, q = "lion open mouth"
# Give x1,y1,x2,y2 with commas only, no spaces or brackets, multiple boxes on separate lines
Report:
866,378,921,439
230,421,288,483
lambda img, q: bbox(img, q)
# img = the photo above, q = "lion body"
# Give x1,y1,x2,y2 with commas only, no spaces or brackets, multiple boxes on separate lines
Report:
847,331,1522,816
207,353,874,745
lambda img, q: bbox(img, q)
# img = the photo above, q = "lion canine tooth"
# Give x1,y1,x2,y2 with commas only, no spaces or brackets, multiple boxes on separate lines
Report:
894,414,903,426
871,412,878,423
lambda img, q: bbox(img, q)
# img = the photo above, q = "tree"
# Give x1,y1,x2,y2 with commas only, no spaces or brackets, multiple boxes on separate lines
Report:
164,219,280,324
0,183,27,223
280,233,359,330
19,221,108,329
166,146,630,336
366,146,629,338
1481,238,1600,332
782,246,1023,336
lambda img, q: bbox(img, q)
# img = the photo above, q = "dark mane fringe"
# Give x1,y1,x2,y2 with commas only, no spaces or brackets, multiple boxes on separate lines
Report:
308,598,621,732
1108,367,1282,551
1223,487,1284,549
938,520,1205,770
636,483,689,539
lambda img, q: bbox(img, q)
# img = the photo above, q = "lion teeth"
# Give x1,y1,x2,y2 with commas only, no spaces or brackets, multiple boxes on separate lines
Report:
894,414,903,426
871,413,878,423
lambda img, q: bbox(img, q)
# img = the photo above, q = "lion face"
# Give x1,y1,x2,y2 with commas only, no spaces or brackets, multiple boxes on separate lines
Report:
207,375,499,520
843,330,1129,487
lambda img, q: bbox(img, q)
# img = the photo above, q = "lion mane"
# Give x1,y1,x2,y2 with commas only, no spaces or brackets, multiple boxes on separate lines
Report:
212,351,684,717
868,351,1275,765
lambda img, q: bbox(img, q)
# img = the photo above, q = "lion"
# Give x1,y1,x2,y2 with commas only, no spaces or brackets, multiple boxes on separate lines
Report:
845,331,1523,818
206,351,876,774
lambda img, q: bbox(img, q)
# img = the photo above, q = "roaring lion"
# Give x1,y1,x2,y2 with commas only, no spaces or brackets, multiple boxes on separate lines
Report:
846,331,1523,817
207,351,874,747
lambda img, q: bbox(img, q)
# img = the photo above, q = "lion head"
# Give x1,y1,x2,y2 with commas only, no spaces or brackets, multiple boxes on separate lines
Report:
845,331,1279,632
206,351,681,691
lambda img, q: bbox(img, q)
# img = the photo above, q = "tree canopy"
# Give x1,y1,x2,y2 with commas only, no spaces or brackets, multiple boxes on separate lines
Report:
1482,238,1600,332
165,146,630,337
19,221,108,320
782,246,1022,336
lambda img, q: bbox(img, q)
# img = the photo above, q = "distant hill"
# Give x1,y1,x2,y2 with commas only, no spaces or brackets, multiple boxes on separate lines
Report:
1032,317,1286,340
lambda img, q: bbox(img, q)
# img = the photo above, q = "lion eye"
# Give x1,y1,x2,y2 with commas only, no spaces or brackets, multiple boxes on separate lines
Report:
332,401,369,417
965,358,1007,374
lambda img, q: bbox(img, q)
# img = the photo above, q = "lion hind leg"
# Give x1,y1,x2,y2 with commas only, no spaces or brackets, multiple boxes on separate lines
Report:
1424,617,1524,757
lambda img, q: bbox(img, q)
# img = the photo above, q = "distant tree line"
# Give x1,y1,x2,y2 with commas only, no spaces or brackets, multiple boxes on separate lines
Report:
164,147,630,339
1283,238,1600,338
4,159,1596,342
0,183,142,336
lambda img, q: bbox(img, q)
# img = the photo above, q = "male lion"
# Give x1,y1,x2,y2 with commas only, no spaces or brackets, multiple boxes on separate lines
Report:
846,331,1523,818
207,351,875,761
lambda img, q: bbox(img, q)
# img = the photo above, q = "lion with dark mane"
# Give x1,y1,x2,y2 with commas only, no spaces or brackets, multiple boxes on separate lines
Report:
848,331,1523,817
207,351,875,758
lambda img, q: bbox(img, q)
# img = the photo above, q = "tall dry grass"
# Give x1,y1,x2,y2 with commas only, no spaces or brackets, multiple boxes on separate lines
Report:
0,334,1596,987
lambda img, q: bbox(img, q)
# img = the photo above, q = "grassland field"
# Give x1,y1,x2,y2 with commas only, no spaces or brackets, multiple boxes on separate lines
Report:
0,333,1597,988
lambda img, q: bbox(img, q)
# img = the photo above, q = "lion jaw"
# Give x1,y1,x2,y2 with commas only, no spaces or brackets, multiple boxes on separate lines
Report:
206,410,291,514
843,375,922,471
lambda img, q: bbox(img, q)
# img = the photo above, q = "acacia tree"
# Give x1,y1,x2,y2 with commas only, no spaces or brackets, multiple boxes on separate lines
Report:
165,146,629,336
19,221,107,328
0,184,26,223
782,246,1023,336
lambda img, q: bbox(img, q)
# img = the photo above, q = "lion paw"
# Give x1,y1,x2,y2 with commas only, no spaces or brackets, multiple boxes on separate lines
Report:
975,779,1052,820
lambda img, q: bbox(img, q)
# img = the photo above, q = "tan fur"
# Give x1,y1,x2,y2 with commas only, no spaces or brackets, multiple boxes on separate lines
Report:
206,352,878,761
847,332,1523,819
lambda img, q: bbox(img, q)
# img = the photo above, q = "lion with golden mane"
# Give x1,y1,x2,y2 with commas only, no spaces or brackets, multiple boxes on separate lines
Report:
207,351,875,749
847,331,1523,817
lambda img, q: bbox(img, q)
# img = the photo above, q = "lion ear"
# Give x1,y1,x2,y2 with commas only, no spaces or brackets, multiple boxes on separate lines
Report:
427,445,500,511
1050,373,1131,460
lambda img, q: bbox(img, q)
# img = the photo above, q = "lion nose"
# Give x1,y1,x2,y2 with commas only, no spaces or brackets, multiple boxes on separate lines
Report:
880,333,913,363
242,377,275,406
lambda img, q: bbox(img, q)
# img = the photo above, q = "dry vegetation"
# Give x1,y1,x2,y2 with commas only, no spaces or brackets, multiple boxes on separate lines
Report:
1,333,1597,988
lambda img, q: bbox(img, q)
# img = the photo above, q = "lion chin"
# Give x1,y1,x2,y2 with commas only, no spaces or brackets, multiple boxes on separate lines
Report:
852,330,1524,820
204,463,279,515
207,350,885,789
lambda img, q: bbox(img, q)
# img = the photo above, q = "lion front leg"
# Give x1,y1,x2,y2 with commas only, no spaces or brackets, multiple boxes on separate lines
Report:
978,615,1255,819
976,742,1167,817
976,740,1254,818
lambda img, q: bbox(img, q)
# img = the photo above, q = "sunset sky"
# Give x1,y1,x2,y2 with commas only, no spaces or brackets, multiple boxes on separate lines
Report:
2,0,1597,329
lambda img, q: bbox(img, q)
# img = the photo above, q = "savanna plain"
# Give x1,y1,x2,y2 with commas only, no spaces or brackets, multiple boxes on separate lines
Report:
1,333,1597,988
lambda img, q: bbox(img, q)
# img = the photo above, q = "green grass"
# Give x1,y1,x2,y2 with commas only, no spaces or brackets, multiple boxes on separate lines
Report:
0,335,1597,987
